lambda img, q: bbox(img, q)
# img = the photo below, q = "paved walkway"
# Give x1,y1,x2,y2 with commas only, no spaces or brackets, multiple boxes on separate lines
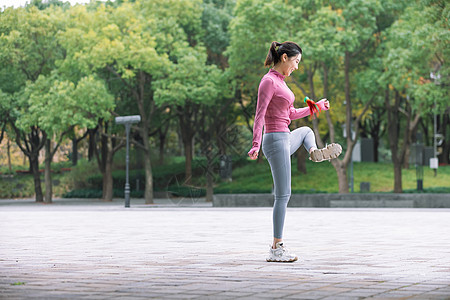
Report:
1,198,450,299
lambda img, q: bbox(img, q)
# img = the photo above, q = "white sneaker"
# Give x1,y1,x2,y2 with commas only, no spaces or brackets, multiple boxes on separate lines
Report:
310,143,342,162
266,242,298,262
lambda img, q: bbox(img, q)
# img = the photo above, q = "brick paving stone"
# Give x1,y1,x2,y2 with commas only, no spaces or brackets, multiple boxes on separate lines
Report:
332,288,385,298
284,290,337,299
409,296,450,300
321,296,361,300
1,199,450,299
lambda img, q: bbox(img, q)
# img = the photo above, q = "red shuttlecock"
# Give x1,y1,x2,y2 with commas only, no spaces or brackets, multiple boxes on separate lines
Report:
304,96,321,119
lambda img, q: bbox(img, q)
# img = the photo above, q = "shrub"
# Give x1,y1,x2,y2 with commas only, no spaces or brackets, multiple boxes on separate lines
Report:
63,188,103,198
83,157,212,191
167,185,206,198
0,175,34,198
62,188,145,198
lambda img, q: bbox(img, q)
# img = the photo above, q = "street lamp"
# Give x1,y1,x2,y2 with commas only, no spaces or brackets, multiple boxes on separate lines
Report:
115,115,141,208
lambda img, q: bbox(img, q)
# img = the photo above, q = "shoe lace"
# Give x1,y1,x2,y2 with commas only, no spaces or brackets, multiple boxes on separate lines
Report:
275,244,288,257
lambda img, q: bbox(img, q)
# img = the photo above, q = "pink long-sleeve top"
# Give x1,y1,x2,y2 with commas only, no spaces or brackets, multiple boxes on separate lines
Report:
249,69,325,153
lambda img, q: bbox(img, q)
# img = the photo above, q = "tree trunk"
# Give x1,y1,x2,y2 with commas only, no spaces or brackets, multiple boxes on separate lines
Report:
337,52,354,194
332,159,349,193
216,121,228,156
177,102,199,185
183,138,193,185
321,54,353,194
159,130,166,165
204,135,214,202
99,129,114,201
158,123,169,165
44,139,52,203
204,141,214,202
88,128,96,161
296,147,307,174
72,137,78,166
30,155,44,202
402,103,416,170
15,127,47,202
142,126,154,204
374,136,379,163
102,156,114,201
198,107,216,202
385,88,403,193
178,105,195,185
7,138,12,173
393,159,403,193
141,132,153,204
372,117,382,163
144,152,154,204
136,91,154,204
438,108,449,164
206,167,214,202
321,61,350,193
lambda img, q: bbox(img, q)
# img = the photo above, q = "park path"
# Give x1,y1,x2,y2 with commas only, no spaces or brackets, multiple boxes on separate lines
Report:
1,198,450,299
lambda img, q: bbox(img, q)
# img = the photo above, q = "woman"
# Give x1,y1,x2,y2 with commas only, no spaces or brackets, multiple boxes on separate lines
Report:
248,41,342,262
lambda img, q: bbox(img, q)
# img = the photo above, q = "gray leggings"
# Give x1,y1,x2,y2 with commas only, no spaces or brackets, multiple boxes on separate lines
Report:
262,127,316,239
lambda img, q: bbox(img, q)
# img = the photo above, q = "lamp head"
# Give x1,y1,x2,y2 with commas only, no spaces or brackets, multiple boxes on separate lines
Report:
115,115,141,124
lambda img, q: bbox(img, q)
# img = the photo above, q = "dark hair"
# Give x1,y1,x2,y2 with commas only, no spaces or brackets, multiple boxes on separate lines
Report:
264,41,302,67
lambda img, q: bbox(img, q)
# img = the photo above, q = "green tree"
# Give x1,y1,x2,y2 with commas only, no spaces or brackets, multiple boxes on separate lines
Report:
380,0,448,192
201,0,240,161
318,0,384,193
0,6,65,201
59,2,170,203
16,73,114,202
228,0,382,193
0,90,10,145
201,0,235,67
288,1,343,174
27,0,70,10
154,45,222,185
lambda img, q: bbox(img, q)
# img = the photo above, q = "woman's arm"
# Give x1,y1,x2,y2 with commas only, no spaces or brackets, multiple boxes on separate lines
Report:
248,78,275,159
289,106,310,120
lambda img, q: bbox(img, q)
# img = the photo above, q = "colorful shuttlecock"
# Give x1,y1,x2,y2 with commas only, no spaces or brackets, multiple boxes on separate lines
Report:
304,96,321,119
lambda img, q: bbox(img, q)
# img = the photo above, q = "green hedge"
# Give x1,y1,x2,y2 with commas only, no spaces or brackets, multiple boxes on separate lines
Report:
85,157,214,191
63,188,145,198
63,185,206,198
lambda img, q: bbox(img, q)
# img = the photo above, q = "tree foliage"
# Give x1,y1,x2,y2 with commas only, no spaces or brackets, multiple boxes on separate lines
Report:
0,0,448,198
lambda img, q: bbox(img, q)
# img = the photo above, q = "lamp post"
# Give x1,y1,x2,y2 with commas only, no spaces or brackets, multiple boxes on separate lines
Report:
115,115,141,208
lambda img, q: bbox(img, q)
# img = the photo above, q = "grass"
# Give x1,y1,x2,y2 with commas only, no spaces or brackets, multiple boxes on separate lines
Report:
1,158,449,199
215,158,450,193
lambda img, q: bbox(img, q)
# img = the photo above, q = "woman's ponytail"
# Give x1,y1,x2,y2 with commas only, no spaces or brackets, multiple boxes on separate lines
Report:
264,41,302,67
264,41,282,67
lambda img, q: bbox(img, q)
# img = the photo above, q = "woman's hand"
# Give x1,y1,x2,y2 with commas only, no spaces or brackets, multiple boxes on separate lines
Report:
248,148,259,160
317,99,329,110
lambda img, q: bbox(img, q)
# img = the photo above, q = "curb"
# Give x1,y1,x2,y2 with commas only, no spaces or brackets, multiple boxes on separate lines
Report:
213,193,450,208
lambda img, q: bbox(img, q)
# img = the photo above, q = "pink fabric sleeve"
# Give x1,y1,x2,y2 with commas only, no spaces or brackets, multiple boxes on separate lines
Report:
248,78,275,154
289,106,311,120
